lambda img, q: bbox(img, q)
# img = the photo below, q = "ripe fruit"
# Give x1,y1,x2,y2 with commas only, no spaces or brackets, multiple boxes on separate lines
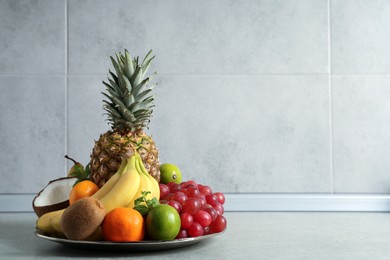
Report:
184,187,199,198
32,177,76,217
214,192,225,205
64,155,84,178
213,203,224,216
167,200,182,213
182,198,201,215
89,50,160,188
204,207,218,222
172,192,187,204
176,228,188,239
209,216,227,233
159,184,170,199
198,185,212,196
187,222,204,237
69,180,99,205
146,204,181,240
180,213,193,229
61,197,105,240
159,180,227,237
160,163,182,184
194,210,212,227
205,194,218,206
102,207,144,242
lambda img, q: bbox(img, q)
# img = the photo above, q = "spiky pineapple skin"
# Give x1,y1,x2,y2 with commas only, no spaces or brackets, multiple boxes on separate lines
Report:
90,130,160,187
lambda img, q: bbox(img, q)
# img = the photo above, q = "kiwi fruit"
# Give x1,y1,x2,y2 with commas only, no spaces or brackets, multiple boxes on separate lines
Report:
60,197,105,240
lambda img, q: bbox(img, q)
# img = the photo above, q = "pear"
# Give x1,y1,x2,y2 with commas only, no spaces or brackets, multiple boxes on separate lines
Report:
65,155,84,177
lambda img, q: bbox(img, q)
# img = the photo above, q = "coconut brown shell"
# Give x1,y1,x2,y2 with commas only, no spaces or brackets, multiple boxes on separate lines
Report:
32,177,77,217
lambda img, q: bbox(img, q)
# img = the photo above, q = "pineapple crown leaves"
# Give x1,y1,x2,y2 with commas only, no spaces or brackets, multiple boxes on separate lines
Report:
102,49,158,132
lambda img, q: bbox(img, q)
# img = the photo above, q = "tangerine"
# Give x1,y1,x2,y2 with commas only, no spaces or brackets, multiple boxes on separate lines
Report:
102,207,145,242
69,180,99,205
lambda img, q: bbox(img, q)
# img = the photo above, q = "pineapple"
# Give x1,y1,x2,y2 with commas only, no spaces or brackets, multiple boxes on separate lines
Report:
90,49,160,187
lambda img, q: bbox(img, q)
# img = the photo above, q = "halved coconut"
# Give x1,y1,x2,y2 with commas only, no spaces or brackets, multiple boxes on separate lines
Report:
32,177,77,217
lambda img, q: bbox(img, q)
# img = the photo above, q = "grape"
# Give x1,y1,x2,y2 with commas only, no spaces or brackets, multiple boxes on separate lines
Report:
158,180,227,238
176,229,188,239
180,212,193,229
198,196,207,209
184,187,200,198
159,184,170,199
173,191,188,205
199,185,212,196
166,182,177,189
181,180,197,188
188,222,204,237
164,193,175,201
182,198,201,215
167,200,182,213
210,216,227,233
169,183,181,193
205,194,218,206
213,202,224,216
194,210,212,227
204,207,218,222
214,192,225,205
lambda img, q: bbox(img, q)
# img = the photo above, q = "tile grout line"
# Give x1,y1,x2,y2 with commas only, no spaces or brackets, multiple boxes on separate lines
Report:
1,73,390,77
64,0,68,175
328,0,334,194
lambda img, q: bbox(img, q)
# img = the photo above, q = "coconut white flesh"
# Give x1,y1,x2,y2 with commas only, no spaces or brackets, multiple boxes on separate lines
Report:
34,177,76,206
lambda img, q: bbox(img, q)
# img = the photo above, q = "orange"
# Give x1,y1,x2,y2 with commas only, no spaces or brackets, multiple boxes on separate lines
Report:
69,180,99,205
102,207,145,242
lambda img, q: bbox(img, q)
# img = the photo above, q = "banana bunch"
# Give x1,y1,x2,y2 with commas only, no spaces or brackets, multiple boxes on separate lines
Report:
36,153,160,236
128,153,160,208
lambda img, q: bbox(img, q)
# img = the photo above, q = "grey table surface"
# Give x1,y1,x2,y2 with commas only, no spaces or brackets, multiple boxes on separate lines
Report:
1,212,390,259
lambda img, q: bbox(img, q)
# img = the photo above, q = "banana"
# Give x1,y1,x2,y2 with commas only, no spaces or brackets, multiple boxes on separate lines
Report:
127,158,153,208
36,208,66,235
50,209,65,233
135,154,160,201
92,158,127,200
36,210,61,234
98,155,141,213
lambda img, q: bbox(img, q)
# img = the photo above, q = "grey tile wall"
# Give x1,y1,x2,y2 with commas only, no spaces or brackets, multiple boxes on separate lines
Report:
1,0,390,194
0,0,65,74
332,76,390,192
68,0,328,74
0,76,66,193
149,75,331,192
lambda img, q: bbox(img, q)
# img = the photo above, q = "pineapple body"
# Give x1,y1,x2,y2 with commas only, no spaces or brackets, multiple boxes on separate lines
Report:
90,130,159,187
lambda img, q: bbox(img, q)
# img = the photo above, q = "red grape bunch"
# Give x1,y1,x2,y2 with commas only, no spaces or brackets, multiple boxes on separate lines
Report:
159,180,227,238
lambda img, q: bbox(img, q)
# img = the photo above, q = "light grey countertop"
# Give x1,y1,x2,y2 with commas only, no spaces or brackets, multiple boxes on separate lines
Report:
2,212,390,259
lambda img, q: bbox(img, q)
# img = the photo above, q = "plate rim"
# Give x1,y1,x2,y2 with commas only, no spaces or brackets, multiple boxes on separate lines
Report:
34,229,223,250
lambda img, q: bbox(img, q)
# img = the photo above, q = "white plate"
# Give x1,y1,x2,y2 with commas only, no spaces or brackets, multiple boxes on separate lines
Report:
35,229,223,251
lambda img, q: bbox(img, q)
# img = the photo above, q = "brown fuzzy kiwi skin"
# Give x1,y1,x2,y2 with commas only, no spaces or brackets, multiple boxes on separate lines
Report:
60,197,105,240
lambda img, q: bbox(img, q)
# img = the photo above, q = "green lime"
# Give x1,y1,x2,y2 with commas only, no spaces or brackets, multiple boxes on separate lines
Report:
146,204,181,240
160,163,182,184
